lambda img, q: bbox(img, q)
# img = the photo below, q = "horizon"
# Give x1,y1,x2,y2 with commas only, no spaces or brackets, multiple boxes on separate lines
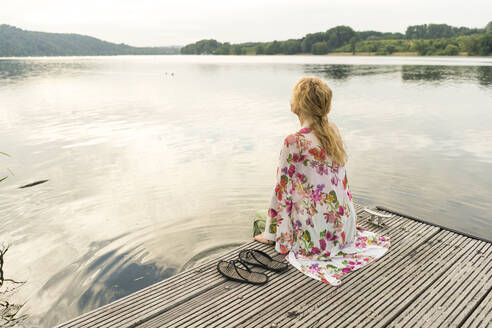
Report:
0,0,490,47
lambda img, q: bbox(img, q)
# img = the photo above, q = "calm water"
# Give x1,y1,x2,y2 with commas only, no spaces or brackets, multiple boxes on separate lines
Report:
0,55,491,327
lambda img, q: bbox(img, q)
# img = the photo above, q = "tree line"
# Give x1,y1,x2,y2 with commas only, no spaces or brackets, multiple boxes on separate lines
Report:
181,22,492,56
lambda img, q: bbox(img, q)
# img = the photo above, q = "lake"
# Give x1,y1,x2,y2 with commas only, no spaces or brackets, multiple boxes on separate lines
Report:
0,55,491,327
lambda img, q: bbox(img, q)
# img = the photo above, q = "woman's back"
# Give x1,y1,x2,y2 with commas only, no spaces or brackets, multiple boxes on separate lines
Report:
267,123,357,258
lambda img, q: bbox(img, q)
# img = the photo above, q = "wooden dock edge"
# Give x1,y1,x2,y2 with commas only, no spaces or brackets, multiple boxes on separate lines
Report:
376,205,492,243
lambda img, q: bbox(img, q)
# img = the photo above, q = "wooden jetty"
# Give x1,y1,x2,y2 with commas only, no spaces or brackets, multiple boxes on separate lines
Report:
57,203,491,327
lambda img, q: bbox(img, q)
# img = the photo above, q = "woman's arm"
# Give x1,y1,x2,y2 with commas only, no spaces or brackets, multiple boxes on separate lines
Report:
255,134,299,252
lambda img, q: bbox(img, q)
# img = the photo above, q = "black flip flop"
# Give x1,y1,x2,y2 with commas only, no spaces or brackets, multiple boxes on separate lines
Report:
216,259,268,285
238,249,289,272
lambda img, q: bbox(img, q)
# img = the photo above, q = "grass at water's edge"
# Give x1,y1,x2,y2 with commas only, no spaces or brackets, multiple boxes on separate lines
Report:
0,245,27,327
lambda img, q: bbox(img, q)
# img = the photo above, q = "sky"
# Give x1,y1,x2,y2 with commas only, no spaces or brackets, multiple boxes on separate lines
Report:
1,0,491,47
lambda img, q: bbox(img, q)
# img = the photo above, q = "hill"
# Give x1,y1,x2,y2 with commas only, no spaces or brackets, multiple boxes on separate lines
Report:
0,25,180,57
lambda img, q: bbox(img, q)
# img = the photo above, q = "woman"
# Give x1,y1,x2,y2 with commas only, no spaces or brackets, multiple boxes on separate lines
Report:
254,77,390,286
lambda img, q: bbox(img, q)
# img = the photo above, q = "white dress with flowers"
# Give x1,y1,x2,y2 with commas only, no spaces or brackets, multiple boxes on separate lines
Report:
263,122,390,286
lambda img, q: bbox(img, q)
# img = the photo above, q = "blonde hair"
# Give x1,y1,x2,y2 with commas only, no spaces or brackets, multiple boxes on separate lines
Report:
291,77,347,167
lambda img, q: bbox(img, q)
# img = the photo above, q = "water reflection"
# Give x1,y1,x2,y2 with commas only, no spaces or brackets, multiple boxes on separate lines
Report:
36,234,175,327
304,64,400,81
304,62,492,86
477,66,492,86
0,56,491,327
0,59,91,84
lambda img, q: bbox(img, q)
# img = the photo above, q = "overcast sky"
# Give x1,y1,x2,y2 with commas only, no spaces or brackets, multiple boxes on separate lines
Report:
1,0,490,46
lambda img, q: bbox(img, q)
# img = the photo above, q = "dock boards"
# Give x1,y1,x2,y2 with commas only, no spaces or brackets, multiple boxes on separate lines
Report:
57,204,491,328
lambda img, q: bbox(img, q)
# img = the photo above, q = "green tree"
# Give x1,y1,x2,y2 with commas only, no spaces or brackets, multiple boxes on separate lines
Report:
282,39,302,54
383,44,397,54
256,44,265,55
443,44,459,55
477,34,492,55
232,45,242,55
486,21,492,34
216,42,231,55
349,35,361,54
265,40,282,54
194,39,221,54
312,42,329,55
412,40,430,55
326,26,356,49
300,32,326,53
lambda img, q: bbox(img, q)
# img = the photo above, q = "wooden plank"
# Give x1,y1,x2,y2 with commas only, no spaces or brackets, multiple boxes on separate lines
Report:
285,231,478,327
134,211,437,327
388,241,491,327
461,286,492,328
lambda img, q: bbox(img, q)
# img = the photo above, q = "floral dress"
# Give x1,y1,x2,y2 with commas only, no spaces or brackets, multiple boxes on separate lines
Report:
263,122,391,286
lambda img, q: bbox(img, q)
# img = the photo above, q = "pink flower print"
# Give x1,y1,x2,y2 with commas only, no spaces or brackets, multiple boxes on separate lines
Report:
347,190,352,201
325,231,338,241
319,239,326,250
342,267,352,273
268,208,278,218
296,229,303,239
331,165,339,174
308,263,321,274
281,167,288,175
294,220,302,230
288,164,295,177
324,212,338,224
316,184,325,192
310,247,320,255
323,251,331,257
299,127,312,134
348,261,356,266
316,164,329,175
286,199,293,213
378,236,389,242
292,153,306,163
331,175,339,186
284,134,297,146
338,206,344,216
279,244,290,254
355,241,366,248
306,216,314,228
296,173,306,183
311,190,322,203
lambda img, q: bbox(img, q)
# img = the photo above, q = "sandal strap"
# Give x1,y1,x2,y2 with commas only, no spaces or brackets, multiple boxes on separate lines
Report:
228,259,252,281
247,249,273,265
